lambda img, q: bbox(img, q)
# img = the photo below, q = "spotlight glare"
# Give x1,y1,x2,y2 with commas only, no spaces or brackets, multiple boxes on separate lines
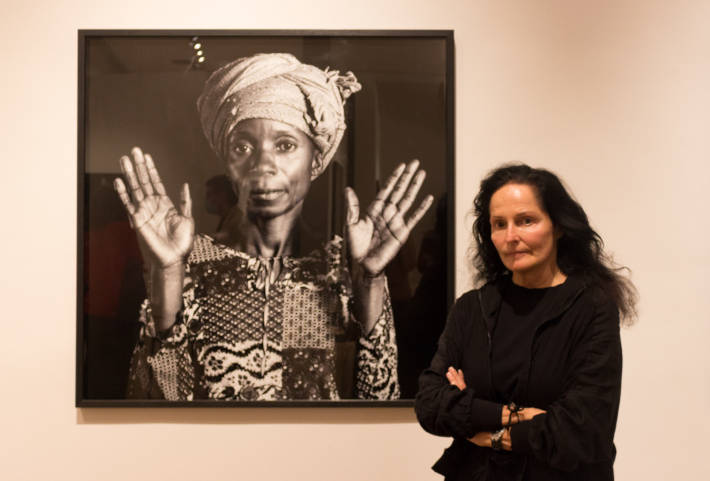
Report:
198,56,205,63
193,43,202,50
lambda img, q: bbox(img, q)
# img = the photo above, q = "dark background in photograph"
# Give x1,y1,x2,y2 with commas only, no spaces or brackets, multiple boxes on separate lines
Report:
80,33,452,400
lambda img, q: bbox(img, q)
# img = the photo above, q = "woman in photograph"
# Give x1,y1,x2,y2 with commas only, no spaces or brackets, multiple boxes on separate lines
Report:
115,53,433,401
415,164,637,480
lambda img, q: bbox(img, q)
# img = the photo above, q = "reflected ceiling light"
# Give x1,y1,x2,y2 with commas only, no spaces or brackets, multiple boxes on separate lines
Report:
188,36,207,71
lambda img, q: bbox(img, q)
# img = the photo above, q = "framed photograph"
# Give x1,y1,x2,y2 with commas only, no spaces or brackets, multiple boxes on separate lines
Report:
77,30,454,406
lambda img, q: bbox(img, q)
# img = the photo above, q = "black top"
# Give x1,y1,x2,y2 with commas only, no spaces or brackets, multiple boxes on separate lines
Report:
415,275,621,481
492,279,570,402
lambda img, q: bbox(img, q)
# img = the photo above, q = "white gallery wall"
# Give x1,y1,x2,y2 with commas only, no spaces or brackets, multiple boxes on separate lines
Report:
1,1,708,480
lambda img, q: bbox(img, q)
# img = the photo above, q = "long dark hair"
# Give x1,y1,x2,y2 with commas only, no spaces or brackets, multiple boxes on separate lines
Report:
472,163,637,325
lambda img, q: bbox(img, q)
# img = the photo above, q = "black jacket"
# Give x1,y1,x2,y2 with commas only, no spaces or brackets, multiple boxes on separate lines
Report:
415,275,622,480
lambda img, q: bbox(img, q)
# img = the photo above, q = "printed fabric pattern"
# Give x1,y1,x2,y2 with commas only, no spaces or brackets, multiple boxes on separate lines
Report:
127,234,399,401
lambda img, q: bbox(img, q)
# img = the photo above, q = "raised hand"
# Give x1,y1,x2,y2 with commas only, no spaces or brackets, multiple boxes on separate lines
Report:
114,147,195,268
345,160,434,277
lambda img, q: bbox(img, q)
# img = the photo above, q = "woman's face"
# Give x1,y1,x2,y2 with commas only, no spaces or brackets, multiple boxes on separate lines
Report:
489,183,559,282
225,118,316,219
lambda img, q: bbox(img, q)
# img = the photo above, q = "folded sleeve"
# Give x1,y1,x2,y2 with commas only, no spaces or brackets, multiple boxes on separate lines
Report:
509,300,622,471
416,294,503,439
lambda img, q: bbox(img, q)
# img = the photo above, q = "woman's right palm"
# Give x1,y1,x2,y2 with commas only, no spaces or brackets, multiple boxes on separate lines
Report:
114,147,194,268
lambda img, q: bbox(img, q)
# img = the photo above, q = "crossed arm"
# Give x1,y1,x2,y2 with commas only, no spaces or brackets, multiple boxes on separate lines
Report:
416,297,622,470
445,366,545,450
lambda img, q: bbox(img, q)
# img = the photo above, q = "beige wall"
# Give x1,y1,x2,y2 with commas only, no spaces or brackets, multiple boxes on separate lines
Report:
1,1,709,479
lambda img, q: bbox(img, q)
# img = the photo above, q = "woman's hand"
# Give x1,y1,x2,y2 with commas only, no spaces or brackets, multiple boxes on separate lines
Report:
506,407,547,424
504,406,547,424
344,160,434,277
114,147,195,268
446,366,467,390
469,429,512,451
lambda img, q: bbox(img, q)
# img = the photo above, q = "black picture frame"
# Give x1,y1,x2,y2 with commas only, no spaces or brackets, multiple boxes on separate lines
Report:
77,29,455,407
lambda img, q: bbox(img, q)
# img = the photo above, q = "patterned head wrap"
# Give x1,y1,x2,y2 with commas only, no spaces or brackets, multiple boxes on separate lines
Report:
197,53,361,178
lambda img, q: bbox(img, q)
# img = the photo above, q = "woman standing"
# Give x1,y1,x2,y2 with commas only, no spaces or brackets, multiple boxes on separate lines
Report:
115,53,432,401
416,164,636,480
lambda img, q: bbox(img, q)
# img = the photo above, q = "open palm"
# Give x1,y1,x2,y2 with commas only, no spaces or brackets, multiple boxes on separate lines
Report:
114,147,194,268
345,160,433,277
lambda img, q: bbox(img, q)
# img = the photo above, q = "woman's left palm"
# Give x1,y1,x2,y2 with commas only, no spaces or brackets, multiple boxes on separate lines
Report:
345,160,433,277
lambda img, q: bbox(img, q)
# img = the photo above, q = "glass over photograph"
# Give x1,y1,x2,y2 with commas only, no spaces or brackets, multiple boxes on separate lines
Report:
77,31,454,405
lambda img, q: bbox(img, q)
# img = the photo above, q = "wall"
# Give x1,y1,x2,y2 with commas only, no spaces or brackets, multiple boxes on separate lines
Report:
1,1,709,480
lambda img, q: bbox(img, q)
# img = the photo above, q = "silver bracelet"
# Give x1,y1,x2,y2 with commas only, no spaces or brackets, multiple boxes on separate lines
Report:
490,428,505,451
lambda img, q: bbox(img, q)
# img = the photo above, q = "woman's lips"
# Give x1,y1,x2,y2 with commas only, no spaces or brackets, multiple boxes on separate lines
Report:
250,188,286,202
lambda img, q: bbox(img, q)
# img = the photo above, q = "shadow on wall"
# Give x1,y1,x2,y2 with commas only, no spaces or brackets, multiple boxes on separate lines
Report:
76,406,418,425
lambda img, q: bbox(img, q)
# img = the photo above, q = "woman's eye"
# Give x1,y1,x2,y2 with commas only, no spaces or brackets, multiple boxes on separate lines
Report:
233,142,252,154
493,220,506,229
276,141,296,152
514,217,534,226
230,138,253,155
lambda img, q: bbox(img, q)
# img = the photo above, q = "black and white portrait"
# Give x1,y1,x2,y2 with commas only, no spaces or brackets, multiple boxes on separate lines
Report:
78,31,453,404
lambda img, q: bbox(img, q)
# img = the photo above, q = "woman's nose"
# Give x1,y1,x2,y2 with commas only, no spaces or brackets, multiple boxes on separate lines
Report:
251,147,277,174
505,225,519,242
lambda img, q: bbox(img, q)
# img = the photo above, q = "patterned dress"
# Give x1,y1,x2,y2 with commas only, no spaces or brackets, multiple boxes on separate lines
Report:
127,234,400,400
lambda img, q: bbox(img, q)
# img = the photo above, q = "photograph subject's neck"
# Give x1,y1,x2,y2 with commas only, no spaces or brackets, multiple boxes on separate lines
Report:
238,207,303,258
